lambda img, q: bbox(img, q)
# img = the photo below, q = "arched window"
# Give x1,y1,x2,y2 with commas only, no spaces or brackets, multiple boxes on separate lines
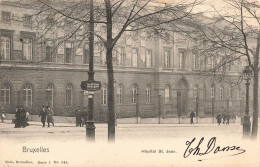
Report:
46,84,54,107
165,85,170,103
117,84,123,104
101,85,107,105
220,87,224,100
1,83,10,105
210,85,215,99
132,85,138,104
66,84,72,106
22,84,32,107
146,85,151,104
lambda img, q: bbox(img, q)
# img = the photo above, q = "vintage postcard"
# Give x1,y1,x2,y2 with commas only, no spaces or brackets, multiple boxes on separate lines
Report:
0,0,259,166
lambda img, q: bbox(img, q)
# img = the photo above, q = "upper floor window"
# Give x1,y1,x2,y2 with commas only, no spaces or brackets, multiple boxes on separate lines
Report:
1,83,10,105
146,85,151,104
23,38,33,61
117,84,123,104
46,41,54,62
164,50,170,68
132,85,138,104
220,87,224,100
65,42,72,63
165,85,170,103
0,36,11,60
132,48,138,67
117,47,124,66
179,49,186,69
101,85,107,105
22,84,32,107
23,14,32,28
46,84,54,107
1,11,11,24
193,54,199,70
210,87,215,98
65,84,73,106
146,50,152,67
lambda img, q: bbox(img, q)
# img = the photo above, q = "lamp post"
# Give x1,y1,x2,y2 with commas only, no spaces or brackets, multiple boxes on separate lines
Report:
242,66,252,137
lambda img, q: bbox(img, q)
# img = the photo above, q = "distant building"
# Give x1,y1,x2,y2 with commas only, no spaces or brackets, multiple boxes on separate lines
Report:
0,1,248,122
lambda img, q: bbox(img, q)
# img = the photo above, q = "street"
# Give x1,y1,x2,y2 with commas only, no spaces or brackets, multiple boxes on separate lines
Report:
0,120,259,167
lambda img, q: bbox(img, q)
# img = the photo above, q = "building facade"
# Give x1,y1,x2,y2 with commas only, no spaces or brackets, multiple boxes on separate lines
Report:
0,1,247,122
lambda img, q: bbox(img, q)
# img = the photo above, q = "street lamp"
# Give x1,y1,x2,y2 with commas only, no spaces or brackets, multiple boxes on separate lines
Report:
242,66,252,137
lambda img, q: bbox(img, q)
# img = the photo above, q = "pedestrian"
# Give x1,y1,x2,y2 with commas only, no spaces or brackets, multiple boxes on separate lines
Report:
222,113,226,124
14,106,21,128
231,112,236,123
20,106,28,128
1,107,6,123
216,113,222,125
81,107,88,126
226,112,231,125
39,105,47,127
190,110,195,124
46,106,54,127
75,106,82,127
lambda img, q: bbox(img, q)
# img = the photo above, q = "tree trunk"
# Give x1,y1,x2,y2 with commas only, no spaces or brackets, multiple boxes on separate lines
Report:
105,0,115,142
251,30,260,139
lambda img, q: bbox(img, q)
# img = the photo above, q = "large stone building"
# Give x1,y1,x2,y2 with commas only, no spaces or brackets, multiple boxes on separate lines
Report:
0,1,246,122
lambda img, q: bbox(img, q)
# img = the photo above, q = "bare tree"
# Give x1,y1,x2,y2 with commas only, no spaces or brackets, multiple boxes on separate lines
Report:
28,0,200,141
180,0,260,138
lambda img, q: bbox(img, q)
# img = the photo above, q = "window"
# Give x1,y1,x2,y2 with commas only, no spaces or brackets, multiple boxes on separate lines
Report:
22,84,32,107
46,84,54,107
210,87,215,98
117,47,124,66
23,14,32,28
220,88,223,100
65,42,72,63
117,84,123,104
193,54,199,69
46,45,54,62
132,85,138,104
211,57,215,70
165,85,170,103
0,36,11,60
146,50,152,67
146,85,151,104
23,38,33,61
65,84,72,106
101,85,107,105
1,84,10,105
164,50,170,68
1,11,11,24
228,87,232,100
179,49,186,69
132,48,138,67
194,85,198,99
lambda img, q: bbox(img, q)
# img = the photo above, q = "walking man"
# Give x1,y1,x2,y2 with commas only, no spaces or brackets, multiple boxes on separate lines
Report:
216,113,222,125
226,112,231,125
39,105,47,127
190,110,195,124
75,106,82,127
46,106,54,127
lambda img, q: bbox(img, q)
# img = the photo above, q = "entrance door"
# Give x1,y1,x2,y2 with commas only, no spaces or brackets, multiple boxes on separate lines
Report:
177,79,188,116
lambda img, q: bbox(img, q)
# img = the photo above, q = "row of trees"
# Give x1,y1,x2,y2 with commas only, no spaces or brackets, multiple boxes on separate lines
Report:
25,0,259,140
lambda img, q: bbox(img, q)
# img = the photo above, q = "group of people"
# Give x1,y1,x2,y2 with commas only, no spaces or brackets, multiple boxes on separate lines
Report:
216,112,236,125
14,106,29,128
39,106,54,127
75,106,88,127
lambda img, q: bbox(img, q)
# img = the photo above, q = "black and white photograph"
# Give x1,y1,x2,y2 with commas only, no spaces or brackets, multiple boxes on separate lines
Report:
0,0,260,166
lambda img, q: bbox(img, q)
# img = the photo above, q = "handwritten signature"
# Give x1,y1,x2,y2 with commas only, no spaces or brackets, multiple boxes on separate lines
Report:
183,137,246,161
